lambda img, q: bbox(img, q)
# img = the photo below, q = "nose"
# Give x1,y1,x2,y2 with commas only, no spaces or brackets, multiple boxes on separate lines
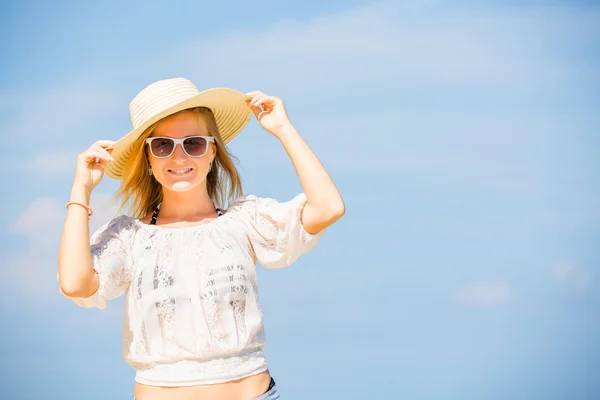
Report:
170,142,188,162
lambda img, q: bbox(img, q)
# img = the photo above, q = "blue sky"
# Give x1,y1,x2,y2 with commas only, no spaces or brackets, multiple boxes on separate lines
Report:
1,0,599,399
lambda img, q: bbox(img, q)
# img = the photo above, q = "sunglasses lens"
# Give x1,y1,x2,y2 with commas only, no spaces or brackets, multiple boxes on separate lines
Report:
150,138,175,157
183,137,208,156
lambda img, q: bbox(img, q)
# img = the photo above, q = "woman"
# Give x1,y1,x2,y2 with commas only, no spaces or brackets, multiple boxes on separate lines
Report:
57,78,345,400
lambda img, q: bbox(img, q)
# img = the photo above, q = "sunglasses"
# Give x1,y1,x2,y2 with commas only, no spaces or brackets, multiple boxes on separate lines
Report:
145,136,215,158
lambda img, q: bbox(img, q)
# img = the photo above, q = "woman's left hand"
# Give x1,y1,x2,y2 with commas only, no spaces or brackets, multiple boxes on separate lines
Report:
246,91,293,137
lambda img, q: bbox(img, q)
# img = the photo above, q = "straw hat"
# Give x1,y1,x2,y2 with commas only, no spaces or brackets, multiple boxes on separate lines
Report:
105,77,252,179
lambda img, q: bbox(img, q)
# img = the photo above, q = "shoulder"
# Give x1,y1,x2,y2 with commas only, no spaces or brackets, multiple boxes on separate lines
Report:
227,194,259,207
225,193,308,222
225,194,258,220
227,193,306,208
106,214,136,230
91,214,137,239
227,193,307,208
226,194,281,214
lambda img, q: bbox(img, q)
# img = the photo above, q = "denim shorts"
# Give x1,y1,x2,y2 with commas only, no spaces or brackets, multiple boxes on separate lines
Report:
254,377,280,400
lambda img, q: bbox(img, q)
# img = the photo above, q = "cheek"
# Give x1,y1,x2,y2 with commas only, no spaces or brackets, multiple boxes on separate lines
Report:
149,152,165,165
148,158,167,177
192,154,212,170
202,156,212,168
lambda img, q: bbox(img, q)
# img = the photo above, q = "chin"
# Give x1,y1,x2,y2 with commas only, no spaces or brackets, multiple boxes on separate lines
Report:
167,181,199,192
158,169,205,192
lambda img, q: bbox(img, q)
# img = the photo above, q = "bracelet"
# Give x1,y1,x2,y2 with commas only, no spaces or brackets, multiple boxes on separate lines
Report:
66,201,93,217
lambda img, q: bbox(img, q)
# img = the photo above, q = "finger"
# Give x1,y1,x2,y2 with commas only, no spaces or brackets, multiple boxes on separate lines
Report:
99,152,114,163
93,140,116,149
92,148,113,160
86,141,115,154
84,150,113,164
96,157,109,167
248,94,272,108
249,105,264,119
261,96,279,109
246,94,261,107
246,92,268,104
96,147,115,161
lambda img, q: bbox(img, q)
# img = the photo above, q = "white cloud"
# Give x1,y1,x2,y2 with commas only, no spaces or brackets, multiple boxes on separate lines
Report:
87,192,123,232
1,80,123,140
13,197,64,252
162,0,598,95
9,192,122,297
552,262,591,292
1,0,597,259
12,192,120,243
3,0,597,183
455,282,512,307
26,149,81,176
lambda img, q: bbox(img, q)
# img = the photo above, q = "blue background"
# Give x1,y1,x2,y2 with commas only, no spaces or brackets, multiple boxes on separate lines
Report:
1,0,599,399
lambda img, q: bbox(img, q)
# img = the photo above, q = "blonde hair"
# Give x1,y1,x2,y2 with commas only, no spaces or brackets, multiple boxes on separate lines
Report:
115,107,243,219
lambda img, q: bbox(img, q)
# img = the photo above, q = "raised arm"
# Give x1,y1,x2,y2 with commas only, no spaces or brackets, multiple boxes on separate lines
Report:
58,140,114,297
246,92,345,234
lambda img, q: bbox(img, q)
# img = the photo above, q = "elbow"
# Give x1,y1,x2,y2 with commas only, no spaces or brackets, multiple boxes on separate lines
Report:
319,196,346,222
318,201,345,228
301,197,346,234
334,200,346,218
58,280,85,298
58,271,97,298
327,199,346,221
60,285,97,299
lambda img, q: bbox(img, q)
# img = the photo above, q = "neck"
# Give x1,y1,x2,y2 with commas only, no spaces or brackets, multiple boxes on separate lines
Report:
157,184,216,220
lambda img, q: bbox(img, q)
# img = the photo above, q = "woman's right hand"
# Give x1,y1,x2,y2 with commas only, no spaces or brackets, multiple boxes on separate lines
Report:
73,140,115,192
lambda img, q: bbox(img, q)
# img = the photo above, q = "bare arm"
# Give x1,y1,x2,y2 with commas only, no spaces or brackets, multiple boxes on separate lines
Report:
247,92,345,234
57,140,114,297
277,126,345,234
58,184,98,297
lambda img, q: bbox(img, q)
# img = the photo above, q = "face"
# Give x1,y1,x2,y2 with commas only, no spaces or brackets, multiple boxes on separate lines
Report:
147,111,216,192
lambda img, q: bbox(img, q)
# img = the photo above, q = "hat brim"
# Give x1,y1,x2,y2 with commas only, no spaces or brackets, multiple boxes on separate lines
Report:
105,87,252,180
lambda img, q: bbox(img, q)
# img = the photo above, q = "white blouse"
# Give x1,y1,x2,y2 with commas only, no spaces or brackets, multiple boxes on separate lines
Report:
62,193,323,386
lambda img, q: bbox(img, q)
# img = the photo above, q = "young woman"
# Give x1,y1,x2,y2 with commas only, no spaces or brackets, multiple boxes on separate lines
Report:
57,78,345,400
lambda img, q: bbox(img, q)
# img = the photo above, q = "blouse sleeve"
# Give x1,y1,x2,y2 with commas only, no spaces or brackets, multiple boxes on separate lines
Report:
60,215,135,309
229,193,325,269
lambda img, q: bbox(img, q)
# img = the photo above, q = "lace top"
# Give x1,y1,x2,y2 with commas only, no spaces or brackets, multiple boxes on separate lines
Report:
61,193,323,386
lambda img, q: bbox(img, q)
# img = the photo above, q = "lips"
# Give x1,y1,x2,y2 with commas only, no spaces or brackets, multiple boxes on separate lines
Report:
167,168,193,176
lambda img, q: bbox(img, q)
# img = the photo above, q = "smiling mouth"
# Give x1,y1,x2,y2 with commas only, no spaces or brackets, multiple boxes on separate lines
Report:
167,168,193,176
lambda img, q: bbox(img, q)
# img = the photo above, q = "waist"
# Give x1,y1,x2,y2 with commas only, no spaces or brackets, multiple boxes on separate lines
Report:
134,372,273,400
134,348,268,386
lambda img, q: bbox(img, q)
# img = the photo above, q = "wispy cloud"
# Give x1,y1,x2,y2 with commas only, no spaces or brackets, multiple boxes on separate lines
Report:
13,197,64,252
26,149,81,176
163,1,599,94
2,0,598,296
9,192,121,297
1,80,123,141
3,0,598,184
552,262,591,292
455,282,512,307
